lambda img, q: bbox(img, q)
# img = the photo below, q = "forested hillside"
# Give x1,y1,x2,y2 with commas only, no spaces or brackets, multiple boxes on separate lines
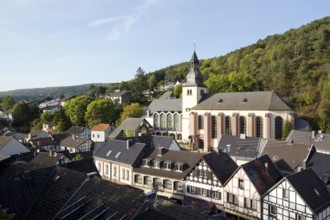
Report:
0,83,111,101
148,16,330,131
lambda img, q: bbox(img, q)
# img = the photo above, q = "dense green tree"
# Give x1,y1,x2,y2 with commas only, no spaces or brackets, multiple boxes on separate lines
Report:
12,101,39,130
64,95,94,125
117,103,143,126
173,84,182,98
282,120,293,140
1,96,15,111
54,108,72,132
129,67,148,104
32,111,55,130
85,99,118,128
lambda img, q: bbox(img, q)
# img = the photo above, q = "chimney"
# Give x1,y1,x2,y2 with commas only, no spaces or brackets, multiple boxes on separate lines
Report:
49,149,53,157
312,131,315,139
127,139,135,149
265,162,269,175
302,159,307,170
226,144,231,155
72,134,76,140
157,147,165,156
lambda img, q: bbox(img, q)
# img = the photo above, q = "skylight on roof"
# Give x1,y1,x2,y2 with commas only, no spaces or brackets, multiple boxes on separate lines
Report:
106,150,112,157
314,188,320,197
115,152,121,159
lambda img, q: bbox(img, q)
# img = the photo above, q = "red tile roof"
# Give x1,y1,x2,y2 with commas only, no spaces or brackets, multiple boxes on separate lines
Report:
91,123,110,131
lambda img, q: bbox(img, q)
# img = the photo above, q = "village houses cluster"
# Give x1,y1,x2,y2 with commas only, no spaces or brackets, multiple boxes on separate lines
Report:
0,51,330,219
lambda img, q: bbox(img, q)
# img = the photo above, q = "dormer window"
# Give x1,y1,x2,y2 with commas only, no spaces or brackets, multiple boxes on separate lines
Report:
142,159,151,167
163,161,172,170
218,99,223,103
174,162,184,172
153,159,162,169
242,98,248,103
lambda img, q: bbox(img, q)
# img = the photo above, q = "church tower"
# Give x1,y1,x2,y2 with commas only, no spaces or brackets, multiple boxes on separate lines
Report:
181,51,207,143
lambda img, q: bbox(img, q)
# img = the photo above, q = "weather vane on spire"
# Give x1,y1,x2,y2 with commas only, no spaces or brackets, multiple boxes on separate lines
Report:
193,40,196,52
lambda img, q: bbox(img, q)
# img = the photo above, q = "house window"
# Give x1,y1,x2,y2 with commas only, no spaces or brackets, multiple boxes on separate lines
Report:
212,191,220,199
198,169,207,178
256,116,263,138
167,114,172,130
239,179,244,189
163,161,172,170
240,116,246,134
244,198,257,210
198,115,204,129
97,162,102,173
251,200,257,210
211,115,217,139
135,175,142,184
142,159,150,167
269,205,277,217
163,179,172,190
154,114,159,129
93,134,95,138
275,116,283,140
187,185,196,194
174,114,180,131
160,113,166,129
105,164,109,175
153,160,161,169
113,166,117,177
283,189,289,200
227,193,238,205
144,176,152,186
126,169,129,180
296,214,305,220
174,181,183,191
187,89,192,96
225,116,232,135
201,188,207,196
97,134,100,138
175,163,183,172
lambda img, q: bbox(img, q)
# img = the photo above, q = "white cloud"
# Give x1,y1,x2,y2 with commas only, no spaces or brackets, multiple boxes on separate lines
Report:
88,16,128,27
87,0,159,42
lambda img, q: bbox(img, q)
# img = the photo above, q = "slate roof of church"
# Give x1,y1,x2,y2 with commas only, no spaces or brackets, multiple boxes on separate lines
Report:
192,91,292,111
148,98,182,113
183,51,205,87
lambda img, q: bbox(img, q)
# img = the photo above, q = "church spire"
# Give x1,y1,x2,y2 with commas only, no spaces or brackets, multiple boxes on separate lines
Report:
185,50,204,87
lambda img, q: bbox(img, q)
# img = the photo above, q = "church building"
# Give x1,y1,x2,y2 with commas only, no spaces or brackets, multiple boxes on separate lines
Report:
181,51,294,152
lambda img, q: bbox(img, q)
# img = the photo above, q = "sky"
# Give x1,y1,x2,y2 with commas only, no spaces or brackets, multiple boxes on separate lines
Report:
0,0,329,92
